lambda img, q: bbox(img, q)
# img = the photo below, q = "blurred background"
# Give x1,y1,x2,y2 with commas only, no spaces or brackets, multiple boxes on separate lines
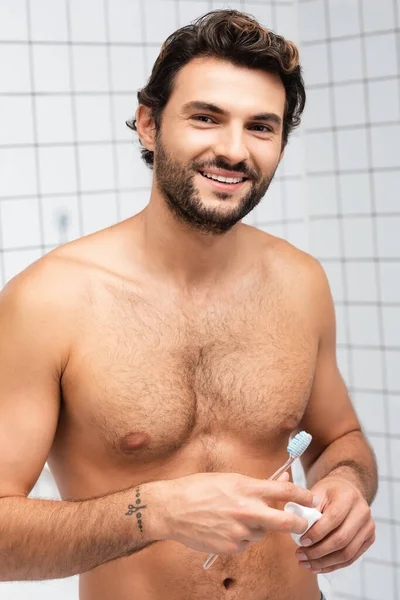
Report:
0,0,399,598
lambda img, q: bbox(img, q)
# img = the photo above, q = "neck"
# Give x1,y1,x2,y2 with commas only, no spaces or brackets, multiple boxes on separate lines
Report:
136,184,244,290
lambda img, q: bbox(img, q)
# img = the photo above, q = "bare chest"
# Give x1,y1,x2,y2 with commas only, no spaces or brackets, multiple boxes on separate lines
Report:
57,279,318,471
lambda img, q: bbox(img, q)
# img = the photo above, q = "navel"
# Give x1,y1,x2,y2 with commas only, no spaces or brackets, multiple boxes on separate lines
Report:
119,431,151,453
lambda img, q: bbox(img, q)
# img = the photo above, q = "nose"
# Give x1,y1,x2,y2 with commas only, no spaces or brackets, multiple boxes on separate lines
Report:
213,125,250,166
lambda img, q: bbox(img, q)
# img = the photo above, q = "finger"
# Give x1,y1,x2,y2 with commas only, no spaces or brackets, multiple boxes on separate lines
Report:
255,481,317,508
299,501,351,546
298,521,374,572
277,472,290,481
244,505,310,535
297,506,371,560
316,535,375,575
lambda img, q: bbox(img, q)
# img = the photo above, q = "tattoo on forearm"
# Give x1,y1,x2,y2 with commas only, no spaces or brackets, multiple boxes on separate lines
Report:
125,486,147,533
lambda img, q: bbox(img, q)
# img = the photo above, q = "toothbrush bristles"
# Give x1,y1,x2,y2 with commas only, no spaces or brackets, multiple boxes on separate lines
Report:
287,431,312,458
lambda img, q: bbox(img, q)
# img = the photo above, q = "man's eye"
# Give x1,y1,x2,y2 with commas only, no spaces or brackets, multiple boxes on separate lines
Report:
251,124,273,133
192,116,215,123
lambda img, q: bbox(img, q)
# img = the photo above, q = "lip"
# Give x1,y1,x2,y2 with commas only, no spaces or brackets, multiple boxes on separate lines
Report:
198,171,248,193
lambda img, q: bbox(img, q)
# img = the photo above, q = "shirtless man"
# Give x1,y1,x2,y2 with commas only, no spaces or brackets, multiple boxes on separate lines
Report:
0,9,377,600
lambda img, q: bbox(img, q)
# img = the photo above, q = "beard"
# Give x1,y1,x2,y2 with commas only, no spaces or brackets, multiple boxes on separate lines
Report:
153,132,279,236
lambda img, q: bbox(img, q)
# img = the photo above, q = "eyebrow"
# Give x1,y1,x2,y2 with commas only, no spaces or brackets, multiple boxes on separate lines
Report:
181,101,282,127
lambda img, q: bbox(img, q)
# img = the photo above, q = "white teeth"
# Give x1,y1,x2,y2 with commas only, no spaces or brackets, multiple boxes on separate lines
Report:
201,172,244,184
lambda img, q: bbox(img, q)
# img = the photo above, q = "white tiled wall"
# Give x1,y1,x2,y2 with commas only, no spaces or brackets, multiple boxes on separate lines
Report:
0,1,398,599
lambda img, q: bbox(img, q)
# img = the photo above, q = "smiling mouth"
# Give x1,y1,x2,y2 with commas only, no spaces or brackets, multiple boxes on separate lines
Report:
199,171,248,185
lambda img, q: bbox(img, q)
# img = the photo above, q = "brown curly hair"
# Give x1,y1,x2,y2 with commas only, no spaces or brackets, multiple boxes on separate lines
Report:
127,9,305,168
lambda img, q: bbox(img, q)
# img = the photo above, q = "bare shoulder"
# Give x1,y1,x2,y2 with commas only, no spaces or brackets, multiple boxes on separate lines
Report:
246,225,332,323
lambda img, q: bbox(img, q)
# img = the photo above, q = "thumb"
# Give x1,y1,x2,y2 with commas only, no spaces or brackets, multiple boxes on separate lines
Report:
276,471,290,482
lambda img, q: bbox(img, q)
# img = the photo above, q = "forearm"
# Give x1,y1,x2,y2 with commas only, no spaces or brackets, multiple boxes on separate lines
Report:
305,430,378,505
0,481,165,581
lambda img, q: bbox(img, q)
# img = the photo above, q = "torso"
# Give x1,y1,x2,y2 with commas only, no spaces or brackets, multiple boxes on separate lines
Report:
46,219,322,600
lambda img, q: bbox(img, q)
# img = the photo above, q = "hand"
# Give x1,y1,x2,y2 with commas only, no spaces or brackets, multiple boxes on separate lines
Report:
295,474,376,574
158,471,319,556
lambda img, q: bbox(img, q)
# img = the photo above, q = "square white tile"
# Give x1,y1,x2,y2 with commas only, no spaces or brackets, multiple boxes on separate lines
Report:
38,146,77,195
302,86,332,130
281,135,303,177
0,0,27,40
348,304,380,346
328,0,360,37
0,148,37,198
305,131,335,173
368,78,400,124
371,124,400,169
0,96,34,145
346,260,378,302
283,179,306,220
119,189,151,219
353,391,386,434
373,171,400,211
388,395,400,435
78,144,115,192
331,38,363,83
71,45,109,92
365,32,398,79
337,127,369,172
1,198,42,250
308,175,338,216
371,478,391,519
0,44,31,92
351,348,384,391
333,82,366,127
366,521,393,562
343,217,374,258
339,173,372,214
301,43,330,86
298,0,327,43
256,179,283,223
29,0,68,41
386,350,400,392
69,0,106,42
382,306,400,347
376,216,400,258
276,4,298,42
116,143,152,189
110,46,147,92
81,193,118,236
41,196,81,245
389,438,400,478
322,260,344,302
394,482,400,521
144,0,179,43
35,96,74,144
178,1,211,28
310,217,341,258
112,93,138,141
75,95,112,142
380,262,400,303
362,0,395,33
107,0,142,43
3,249,42,282
32,44,71,92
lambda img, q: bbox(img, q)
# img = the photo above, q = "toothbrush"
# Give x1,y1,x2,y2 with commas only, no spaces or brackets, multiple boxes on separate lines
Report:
203,431,313,570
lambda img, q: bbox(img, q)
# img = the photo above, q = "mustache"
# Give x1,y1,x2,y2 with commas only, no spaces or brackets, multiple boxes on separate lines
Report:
192,159,259,180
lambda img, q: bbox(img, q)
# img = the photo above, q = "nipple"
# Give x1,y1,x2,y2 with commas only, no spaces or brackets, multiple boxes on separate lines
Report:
119,431,151,453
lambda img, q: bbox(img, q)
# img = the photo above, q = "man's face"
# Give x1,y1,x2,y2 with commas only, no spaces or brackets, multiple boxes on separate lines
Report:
153,57,286,235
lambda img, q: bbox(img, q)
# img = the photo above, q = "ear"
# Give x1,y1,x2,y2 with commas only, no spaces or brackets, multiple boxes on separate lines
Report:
279,147,285,161
135,105,156,152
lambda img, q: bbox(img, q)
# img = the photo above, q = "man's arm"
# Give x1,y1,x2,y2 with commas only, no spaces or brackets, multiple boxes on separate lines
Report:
290,258,376,574
296,261,378,503
0,260,165,580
